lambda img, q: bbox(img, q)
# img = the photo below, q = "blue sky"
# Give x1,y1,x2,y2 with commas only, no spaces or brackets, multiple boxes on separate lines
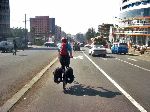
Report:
10,0,121,34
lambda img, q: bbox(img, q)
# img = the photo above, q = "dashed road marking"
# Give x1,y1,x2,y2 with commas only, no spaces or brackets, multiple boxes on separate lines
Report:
102,58,107,60
73,55,83,59
116,58,150,72
82,51,147,112
127,58,137,61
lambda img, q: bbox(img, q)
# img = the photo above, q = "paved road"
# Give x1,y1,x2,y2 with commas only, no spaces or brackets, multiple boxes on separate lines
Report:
9,47,150,112
0,47,58,106
84,47,150,111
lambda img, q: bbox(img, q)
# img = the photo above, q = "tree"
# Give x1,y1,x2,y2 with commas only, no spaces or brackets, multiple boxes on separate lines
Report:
9,27,27,38
85,28,96,40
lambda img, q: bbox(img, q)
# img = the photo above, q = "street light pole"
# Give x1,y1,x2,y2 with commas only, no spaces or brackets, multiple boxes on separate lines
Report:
25,14,27,47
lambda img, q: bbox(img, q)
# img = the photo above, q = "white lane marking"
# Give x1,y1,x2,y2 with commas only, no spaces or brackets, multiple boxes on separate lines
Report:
116,58,150,72
82,51,147,112
0,57,58,112
102,58,107,60
73,55,83,59
128,58,137,62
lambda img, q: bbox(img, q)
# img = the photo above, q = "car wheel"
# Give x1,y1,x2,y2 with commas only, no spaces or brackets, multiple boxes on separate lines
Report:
103,54,106,57
5,48,8,53
10,48,13,52
91,53,95,57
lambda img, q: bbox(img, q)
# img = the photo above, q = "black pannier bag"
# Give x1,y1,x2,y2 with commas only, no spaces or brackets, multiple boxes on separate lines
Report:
65,67,74,84
53,67,62,83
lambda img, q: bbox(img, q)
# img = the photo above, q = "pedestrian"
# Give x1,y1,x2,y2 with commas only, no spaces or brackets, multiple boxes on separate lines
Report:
134,45,137,52
13,39,17,55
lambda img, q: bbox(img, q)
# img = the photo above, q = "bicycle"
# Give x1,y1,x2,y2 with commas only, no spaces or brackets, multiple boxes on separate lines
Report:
62,65,68,91
61,58,73,91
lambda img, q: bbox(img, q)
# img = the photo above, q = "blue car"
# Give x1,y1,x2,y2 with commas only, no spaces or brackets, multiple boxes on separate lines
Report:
111,42,128,54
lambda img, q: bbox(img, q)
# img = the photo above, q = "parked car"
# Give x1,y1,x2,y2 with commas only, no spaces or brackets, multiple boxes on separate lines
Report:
111,42,128,54
0,41,14,53
89,44,107,57
28,42,32,46
44,42,56,47
56,43,61,47
84,44,91,48
79,43,84,47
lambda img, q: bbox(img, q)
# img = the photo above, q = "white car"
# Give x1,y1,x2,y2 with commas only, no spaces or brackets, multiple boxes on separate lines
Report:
89,44,107,57
84,44,91,48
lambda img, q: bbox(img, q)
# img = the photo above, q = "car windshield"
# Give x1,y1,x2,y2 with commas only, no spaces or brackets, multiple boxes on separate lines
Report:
93,45,104,48
119,43,128,47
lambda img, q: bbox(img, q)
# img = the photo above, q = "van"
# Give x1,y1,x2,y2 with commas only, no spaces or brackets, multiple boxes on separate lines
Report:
111,42,128,54
0,41,14,53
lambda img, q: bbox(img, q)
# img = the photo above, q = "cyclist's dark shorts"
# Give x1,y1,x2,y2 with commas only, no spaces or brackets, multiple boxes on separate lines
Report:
59,55,70,67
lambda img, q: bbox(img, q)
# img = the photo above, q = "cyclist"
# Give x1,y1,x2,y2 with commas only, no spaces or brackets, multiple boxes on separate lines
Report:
58,37,73,68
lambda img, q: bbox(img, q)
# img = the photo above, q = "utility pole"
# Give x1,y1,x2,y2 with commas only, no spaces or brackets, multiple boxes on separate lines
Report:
25,14,27,48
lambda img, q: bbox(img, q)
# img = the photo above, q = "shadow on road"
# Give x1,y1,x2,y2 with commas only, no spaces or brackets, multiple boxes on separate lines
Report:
105,55,115,58
19,54,28,56
128,53,139,56
91,55,116,58
64,81,122,98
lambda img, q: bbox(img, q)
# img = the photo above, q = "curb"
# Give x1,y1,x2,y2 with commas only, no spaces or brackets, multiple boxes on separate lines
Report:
0,57,58,112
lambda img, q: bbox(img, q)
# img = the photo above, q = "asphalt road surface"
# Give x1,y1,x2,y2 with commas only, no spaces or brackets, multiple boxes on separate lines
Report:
8,47,150,112
0,47,58,106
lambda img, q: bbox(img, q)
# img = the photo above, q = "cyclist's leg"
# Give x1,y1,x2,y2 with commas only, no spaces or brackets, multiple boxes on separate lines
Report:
61,56,67,90
13,47,17,55
59,55,63,80
15,49,17,55
59,55,65,69
66,56,70,68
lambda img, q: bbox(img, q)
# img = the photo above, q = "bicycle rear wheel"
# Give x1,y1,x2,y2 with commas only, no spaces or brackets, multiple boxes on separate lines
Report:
63,73,66,91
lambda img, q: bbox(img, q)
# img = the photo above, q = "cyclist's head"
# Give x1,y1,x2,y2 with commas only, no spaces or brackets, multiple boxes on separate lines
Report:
61,37,67,43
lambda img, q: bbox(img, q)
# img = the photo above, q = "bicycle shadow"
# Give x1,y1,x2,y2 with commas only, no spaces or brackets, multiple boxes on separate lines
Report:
64,81,122,98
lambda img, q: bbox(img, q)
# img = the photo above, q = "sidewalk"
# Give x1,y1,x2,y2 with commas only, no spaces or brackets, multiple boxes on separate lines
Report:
128,48,150,62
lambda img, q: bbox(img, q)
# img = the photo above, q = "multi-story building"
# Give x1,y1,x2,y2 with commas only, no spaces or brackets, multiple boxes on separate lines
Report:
49,18,55,35
0,0,10,41
98,23,114,41
117,0,150,46
30,16,55,41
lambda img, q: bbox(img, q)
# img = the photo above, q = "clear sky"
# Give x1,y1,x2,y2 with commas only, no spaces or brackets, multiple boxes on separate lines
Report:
10,0,121,35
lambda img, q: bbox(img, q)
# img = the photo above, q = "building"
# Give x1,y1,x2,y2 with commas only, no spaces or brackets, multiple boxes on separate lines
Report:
30,16,55,42
98,23,114,41
0,0,10,41
49,18,55,35
116,0,150,46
